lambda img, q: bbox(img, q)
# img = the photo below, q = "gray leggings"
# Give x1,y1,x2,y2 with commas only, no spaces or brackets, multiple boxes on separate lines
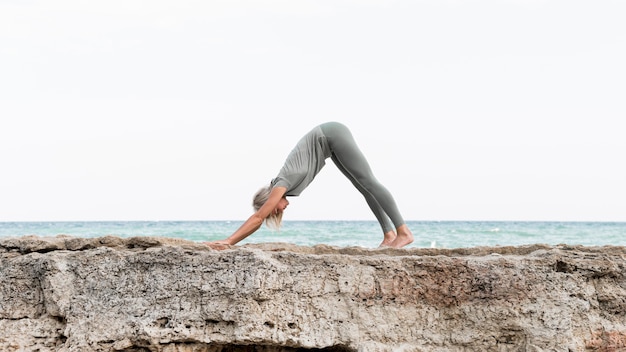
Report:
320,122,405,234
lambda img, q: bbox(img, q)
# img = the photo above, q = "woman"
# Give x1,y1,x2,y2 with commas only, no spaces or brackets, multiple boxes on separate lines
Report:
206,122,413,250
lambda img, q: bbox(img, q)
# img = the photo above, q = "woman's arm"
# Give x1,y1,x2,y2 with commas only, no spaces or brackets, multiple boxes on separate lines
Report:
206,186,287,249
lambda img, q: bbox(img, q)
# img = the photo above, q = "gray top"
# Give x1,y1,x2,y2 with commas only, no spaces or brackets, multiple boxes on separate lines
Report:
271,125,331,196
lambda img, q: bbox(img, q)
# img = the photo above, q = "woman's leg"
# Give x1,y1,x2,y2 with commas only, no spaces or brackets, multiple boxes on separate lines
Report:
330,153,397,246
321,122,413,247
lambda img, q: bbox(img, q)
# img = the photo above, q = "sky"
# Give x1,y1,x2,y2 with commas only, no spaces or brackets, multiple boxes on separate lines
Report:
1,0,625,222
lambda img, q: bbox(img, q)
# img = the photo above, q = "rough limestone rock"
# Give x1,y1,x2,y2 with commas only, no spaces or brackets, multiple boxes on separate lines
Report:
1,235,626,352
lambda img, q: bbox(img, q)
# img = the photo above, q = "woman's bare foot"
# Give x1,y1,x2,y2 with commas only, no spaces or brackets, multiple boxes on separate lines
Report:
379,230,397,247
388,225,414,248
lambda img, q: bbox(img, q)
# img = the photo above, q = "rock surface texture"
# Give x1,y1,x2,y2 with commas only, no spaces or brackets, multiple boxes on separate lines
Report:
1,236,626,352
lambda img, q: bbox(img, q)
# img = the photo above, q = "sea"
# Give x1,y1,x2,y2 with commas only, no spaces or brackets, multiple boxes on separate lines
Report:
0,220,624,249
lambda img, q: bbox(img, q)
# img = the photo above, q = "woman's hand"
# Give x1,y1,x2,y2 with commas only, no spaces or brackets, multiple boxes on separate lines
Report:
204,240,232,250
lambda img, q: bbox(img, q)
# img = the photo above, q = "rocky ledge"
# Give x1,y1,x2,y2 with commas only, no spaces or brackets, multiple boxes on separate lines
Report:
1,236,625,352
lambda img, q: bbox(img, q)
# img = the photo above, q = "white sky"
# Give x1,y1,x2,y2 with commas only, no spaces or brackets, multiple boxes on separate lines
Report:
1,0,625,222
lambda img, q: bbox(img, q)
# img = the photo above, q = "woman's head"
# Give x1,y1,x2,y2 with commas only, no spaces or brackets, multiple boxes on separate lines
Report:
253,184,288,229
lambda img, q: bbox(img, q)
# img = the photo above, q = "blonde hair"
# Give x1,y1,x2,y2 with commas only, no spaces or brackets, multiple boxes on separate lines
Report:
253,184,283,230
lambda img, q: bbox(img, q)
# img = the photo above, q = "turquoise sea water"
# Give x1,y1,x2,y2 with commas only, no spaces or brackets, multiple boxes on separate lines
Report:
1,221,624,249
